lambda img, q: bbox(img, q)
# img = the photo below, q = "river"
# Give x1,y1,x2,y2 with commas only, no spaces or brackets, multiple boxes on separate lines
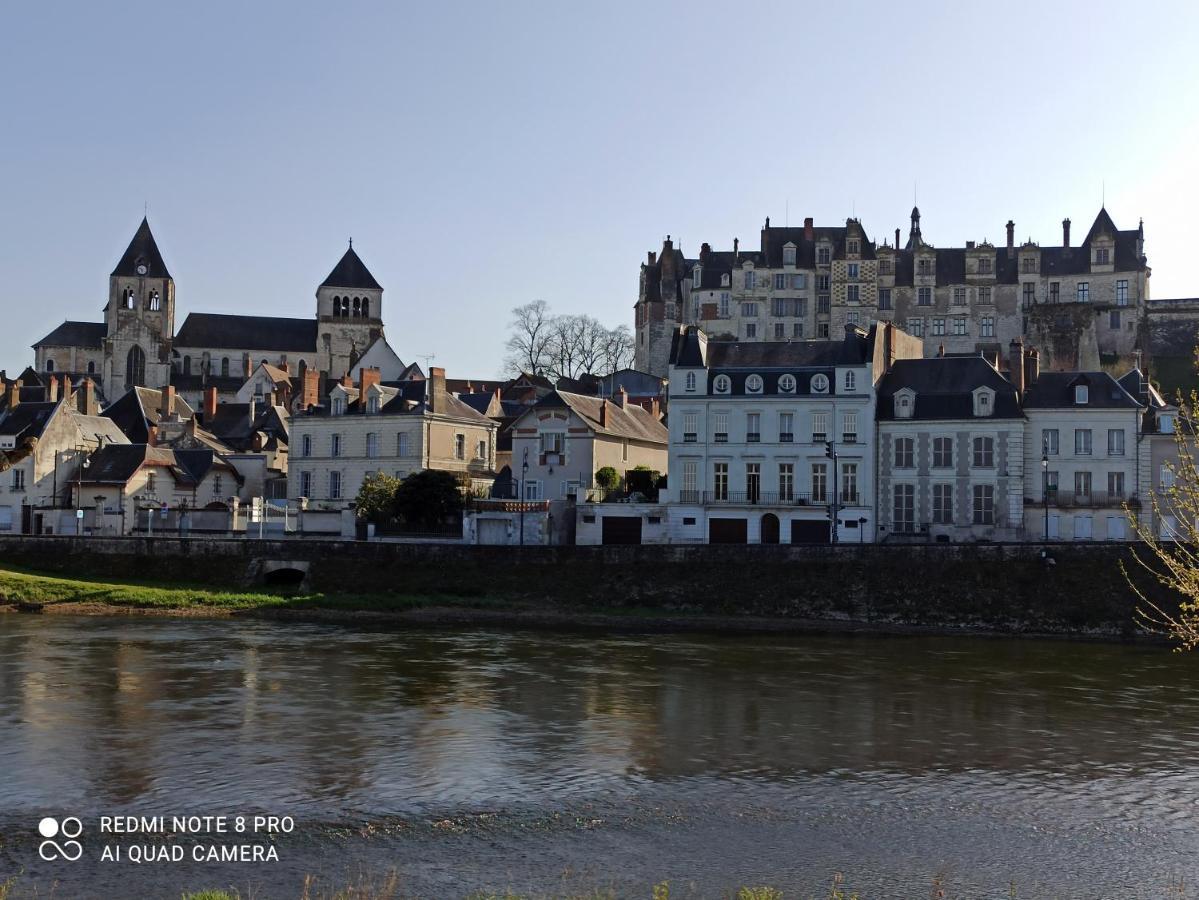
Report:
0,615,1197,898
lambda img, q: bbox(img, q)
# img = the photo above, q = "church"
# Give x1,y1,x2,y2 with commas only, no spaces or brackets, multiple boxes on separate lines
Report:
32,218,391,405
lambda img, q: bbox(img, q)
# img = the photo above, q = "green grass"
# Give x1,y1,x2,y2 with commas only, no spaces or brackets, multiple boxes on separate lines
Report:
0,564,493,614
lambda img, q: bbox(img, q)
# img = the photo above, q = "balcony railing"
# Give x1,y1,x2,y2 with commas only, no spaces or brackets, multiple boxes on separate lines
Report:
1032,490,1137,509
701,491,823,506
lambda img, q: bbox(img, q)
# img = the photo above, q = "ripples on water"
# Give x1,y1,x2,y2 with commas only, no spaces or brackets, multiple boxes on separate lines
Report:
2,617,1199,897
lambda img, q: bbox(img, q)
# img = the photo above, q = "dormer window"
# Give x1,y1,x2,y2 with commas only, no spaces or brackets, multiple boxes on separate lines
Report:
746,374,763,394
810,373,829,394
332,397,345,416
367,395,380,414
713,375,731,394
972,387,995,417
783,244,797,267
817,246,831,266
692,265,702,289
1096,247,1110,265
1074,385,1089,405
685,372,696,392
778,374,796,393
894,390,915,419
721,273,730,287
744,269,756,290
844,371,856,392
847,239,860,255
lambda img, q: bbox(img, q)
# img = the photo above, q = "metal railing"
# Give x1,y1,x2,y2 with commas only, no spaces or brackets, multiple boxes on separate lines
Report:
700,491,824,506
1031,490,1137,509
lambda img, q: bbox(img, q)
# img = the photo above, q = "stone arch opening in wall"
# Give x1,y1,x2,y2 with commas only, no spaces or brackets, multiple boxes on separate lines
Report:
352,297,361,317
44,359,55,373
87,361,96,375
761,513,780,544
361,298,369,318
221,357,230,377
126,345,146,388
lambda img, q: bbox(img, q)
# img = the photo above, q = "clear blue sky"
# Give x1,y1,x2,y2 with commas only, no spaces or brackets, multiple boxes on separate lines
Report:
3,0,1197,380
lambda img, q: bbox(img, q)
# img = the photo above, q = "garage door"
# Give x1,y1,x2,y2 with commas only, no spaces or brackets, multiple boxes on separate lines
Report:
708,517,748,544
790,519,831,544
476,518,509,544
601,516,643,545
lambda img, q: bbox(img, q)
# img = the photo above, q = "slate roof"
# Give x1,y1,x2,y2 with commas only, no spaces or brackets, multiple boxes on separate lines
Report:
1021,372,1142,410
1117,368,1166,410
320,246,382,291
175,313,318,352
670,325,872,369
33,321,107,349
876,357,1022,420
78,444,235,485
0,401,57,440
111,218,171,279
170,374,246,393
102,387,195,444
521,390,668,445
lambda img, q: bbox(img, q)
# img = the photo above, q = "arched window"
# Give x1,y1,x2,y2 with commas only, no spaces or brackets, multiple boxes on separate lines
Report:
341,296,350,316
126,345,146,388
183,356,192,375
352,297,361,317
332,296,341,317
361,298,369,318
45,359,55,373
221,357,229,377
148,291,161,311
123,288,136,310
87,361,96,375
685,372,696,392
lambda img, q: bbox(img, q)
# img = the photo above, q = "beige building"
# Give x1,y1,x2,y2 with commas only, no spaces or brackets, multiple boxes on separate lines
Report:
636,207,1151,378
507,389,668,501
287,367,498,509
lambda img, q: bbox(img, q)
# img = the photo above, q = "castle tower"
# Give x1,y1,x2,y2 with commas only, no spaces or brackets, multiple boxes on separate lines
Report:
104,218,175,395
316,241,384,378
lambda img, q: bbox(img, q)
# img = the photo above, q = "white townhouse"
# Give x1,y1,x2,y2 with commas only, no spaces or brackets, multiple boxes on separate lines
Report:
665,322,922,544
1021,365,1145,541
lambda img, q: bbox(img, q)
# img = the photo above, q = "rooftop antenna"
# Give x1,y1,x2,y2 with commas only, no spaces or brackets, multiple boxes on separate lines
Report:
418,353,435,368
785,198,789,227
349,236,353,249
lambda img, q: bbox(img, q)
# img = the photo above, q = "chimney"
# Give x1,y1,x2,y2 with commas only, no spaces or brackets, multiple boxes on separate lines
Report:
147,424,157,446
804,217,814,241
1025,348,1040,386
280,361,290,374
203,386,218,422
1009,340,1025,395
1062,218,1071,248
428,366,446,414
47,376,59,404
340,373,353,389
966,240,975,250
647,250,657,266
650,397,661,419
733,237,739,258
160,385,176,422
78,378,97,416
302,369,320,410
615,386,628,408
1134,348,1144,372
358,366,382,405
1006,220,1015,255
700,242,711,263
5,379,20,410
62,375,73,403
600,399,609,428
894,227,901,248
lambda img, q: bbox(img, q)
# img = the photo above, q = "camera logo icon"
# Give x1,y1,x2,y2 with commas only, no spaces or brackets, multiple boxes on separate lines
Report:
38,817,83,861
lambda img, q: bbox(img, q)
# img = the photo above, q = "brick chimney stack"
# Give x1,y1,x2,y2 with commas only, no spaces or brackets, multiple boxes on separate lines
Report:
244,356,253,379
650,397,661,419
78,378,97,416
1006,220,1015,255
1025,348,1040,386
615,387,628,408
300,369,320,410
358,367,382,407
160,385,177,422
428,366,446,414
599,399,609,428
1009,339,1025,395
47,376,59,403
204,386,218,422
804,217,814,241
62,375,73,403
1062,218,1071,248
340,373,353,389
5,379,21,410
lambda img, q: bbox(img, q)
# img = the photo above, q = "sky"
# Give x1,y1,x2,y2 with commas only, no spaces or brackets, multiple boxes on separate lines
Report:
3,0,1198,380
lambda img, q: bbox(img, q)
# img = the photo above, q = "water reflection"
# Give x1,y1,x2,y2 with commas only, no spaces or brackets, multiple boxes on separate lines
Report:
1,618,1198,820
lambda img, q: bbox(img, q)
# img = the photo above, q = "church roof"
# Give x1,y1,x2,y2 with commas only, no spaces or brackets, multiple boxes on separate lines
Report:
320,245,382,291
174,313,318,352
111,217,171,279
33,320,107,349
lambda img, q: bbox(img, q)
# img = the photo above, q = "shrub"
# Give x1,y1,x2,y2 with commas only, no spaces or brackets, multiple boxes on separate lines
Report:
394,470,465,528
595,466,620,489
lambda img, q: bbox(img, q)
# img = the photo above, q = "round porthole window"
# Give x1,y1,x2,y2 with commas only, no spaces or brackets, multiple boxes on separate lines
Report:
778,374,796,393
746,374,763,393
714,375,731,394
811,373,829,393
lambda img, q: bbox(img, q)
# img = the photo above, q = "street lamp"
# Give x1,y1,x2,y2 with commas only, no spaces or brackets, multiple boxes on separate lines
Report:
1041,441,1050,542
519,447,529,546
858,516,867,544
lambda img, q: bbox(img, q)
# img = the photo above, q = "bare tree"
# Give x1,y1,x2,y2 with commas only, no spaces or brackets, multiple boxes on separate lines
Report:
504,303,633,381
1125,393,1199,648
504,301,554,376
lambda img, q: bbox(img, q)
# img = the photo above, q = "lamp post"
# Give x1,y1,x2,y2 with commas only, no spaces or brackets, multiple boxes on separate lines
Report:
76,447,90,535
858,516,867,544
519,447,529,546
1041,442,1050,542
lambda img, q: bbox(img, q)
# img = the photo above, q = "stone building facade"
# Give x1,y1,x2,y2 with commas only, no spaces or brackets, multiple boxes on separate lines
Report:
635,208,1151,378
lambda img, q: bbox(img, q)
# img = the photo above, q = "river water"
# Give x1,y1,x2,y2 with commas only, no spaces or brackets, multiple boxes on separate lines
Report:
1,616,1198,899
